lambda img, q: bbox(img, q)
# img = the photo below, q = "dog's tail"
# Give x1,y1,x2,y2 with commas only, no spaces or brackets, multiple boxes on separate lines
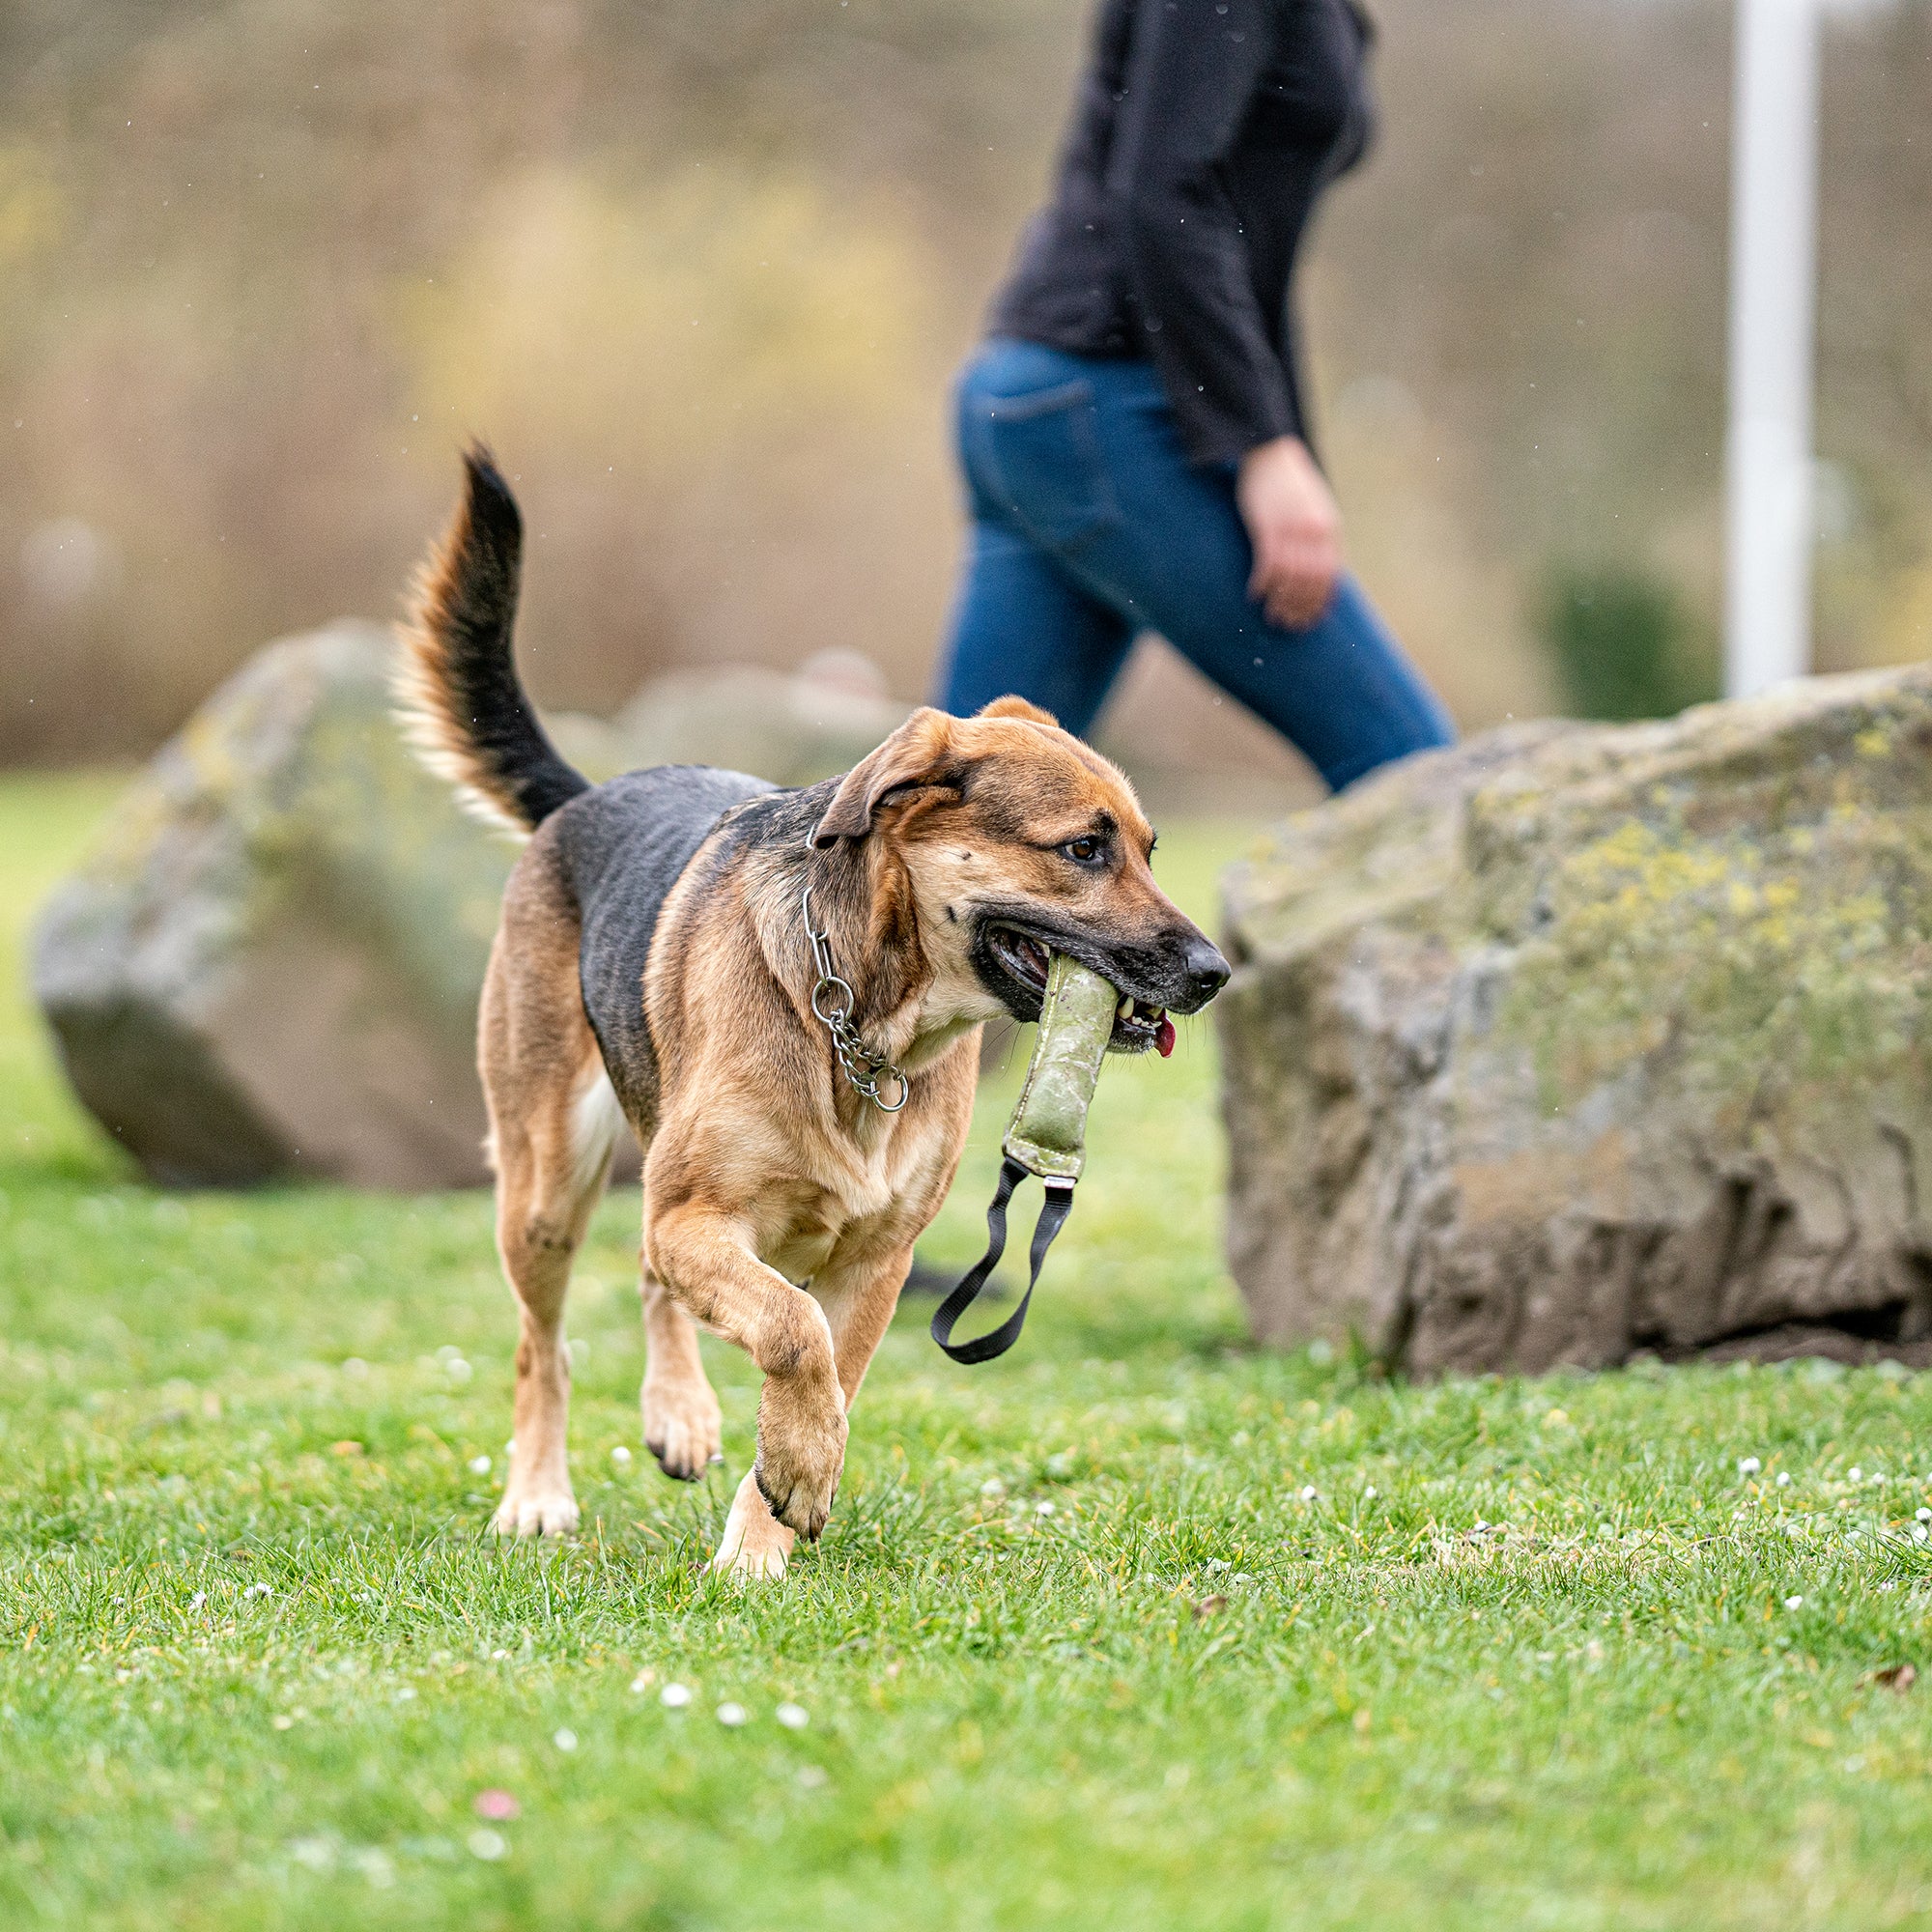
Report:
394,445,588,837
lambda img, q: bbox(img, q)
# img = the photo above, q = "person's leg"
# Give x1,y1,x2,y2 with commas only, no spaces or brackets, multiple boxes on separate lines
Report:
934,338,1139,735
1037,362,1456,789
1175,572,1456,791
935,516,1137,737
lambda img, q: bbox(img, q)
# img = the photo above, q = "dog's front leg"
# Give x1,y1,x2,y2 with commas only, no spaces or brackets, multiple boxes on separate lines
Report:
817,1239,917,1410
639,1263,724,1481
701,1241,915,1579
710,1467,796,1578
647,1202,849,1543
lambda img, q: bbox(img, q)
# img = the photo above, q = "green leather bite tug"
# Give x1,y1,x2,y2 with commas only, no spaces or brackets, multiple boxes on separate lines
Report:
1002,951,1119,1182
930,950,1121,1365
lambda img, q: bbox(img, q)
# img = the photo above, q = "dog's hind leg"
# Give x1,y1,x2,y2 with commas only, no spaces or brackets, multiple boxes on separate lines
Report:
480,846,619,1538
490,1057,617,1537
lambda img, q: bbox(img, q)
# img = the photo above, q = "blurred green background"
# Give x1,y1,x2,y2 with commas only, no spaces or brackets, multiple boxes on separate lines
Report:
4,0,1929,778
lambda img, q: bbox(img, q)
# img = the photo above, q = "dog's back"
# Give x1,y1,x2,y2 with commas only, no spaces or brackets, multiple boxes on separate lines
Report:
552,766,774,1121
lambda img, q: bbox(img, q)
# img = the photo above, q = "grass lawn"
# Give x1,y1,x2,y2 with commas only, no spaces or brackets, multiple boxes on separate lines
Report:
4,767,1932,1930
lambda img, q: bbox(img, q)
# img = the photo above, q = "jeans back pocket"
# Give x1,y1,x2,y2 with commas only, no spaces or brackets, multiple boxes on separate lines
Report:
963,379,1121,554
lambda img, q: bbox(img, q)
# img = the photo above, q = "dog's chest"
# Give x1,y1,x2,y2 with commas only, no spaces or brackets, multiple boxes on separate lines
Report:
758,1127,945,1283
760,1177,891,1283
764,1223,843,1285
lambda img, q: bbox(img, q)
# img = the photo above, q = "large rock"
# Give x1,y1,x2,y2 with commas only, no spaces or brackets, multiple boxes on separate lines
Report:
1219,666,1932,1374
30,635,955,1188
534,650,914,805
605,650,911,787
33,623,512,1187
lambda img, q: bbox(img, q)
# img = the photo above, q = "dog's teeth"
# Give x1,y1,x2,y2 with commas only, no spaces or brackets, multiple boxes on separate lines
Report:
1117,995,1133,1019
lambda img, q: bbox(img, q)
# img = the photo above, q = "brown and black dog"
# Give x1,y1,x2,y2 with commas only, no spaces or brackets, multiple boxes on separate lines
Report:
397,449,1228,1576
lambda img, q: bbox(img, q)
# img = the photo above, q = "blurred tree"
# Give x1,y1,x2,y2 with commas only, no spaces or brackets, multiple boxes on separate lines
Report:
1538,562,1718,723
1813,0,1932,673
0,0,1925,764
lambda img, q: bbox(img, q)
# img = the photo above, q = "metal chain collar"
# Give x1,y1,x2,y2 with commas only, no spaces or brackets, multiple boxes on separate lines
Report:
802,885,909,1113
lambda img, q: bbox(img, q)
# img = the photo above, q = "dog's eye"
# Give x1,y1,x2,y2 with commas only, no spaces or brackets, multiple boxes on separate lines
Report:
1061,836,1105,867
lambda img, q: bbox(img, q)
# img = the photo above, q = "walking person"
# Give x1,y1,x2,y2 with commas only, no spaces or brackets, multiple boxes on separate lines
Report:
936,0,1454,791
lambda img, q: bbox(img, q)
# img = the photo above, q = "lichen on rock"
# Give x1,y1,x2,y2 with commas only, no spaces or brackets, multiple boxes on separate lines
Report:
1220,665,1932,1375
32,622,514,1188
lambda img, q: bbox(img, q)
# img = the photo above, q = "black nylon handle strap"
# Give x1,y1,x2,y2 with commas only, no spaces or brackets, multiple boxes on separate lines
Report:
929,1155,1076,1366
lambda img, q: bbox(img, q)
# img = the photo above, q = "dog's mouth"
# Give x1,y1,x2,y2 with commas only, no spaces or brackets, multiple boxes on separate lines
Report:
981,923,1175,1057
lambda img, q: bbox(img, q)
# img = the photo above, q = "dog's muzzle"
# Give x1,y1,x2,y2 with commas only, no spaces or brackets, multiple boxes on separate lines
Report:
974,919,1229,1054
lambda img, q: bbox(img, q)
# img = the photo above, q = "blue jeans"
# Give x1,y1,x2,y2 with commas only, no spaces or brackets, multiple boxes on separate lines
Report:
934,338,1455,791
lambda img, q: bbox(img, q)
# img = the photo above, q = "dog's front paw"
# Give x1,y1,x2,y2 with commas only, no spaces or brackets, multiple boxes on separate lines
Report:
709,1467,796,1578
641,1373,724,1482
491,1479,580,1539
709,1531,789,1579
753,1376,847,1541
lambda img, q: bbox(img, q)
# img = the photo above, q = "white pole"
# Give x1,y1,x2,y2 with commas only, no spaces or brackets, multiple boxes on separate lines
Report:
1724,0,1821,698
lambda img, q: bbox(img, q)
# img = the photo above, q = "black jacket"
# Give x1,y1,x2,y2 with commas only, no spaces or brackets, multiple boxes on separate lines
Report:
989,0,1374,468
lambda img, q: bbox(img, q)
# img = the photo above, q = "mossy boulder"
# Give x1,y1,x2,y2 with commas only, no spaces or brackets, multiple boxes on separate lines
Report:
611,656,912,788
1219,665,1932,1374
32,623,511,1187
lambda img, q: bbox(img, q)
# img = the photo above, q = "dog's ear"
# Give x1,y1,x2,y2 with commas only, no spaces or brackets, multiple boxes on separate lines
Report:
978,695,1060,728
810,708,959,848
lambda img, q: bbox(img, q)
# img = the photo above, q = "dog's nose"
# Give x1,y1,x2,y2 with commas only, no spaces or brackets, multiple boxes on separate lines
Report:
1180,934,1231,1007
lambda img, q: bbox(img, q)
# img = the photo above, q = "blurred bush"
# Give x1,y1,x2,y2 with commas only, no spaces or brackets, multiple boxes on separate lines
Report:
1538,563,1718,723
0,0,1927,767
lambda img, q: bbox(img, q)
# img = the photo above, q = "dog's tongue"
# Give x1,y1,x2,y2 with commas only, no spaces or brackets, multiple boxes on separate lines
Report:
1156,1015,1176,1058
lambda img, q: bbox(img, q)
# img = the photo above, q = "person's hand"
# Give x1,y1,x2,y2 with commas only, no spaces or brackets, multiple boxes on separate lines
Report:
1236,436,1342,630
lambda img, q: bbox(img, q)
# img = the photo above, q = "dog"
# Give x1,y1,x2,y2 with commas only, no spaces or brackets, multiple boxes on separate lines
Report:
396,448,1230,1576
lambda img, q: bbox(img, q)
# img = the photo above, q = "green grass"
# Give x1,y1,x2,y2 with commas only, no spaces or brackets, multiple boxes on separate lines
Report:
4,771,1932,1930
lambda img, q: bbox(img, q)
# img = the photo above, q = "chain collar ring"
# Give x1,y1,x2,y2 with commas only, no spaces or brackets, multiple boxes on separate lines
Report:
802,884,909,1113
